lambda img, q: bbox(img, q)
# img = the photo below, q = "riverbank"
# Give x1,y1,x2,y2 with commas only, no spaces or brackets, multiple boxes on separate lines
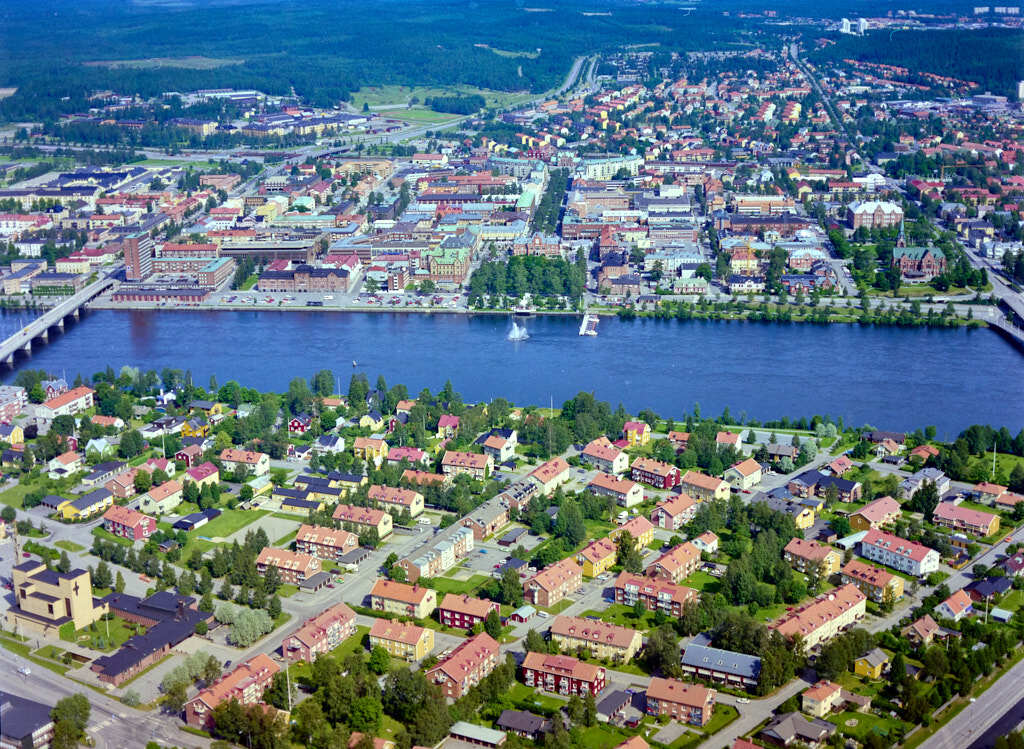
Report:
86,295,992,332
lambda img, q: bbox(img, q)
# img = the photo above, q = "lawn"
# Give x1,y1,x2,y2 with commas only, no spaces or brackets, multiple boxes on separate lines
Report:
967,452,1024,484
682,570,722,594
828,710,909,741
91,526,134,547
507,682,569,714
292,625,370,685
387,108,461,124
538,598,575,615
0,480,43,508
575,724,635,749
581,604,660,630
277,584,300,598
238,274,258,291
55,540,86,553
999,589,1024,611
177,509,270,557
59,615,142,652
585,518,617,539
698,703,739,734
422,574,489,596
350,84,530,111
274,529,298,546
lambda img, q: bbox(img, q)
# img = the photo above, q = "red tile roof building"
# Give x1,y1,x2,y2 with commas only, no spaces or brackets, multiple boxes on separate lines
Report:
650,493,698,530
102,505,156,541
645,677,716,727
255,547,321,584
426,632,500,698
524,558,583,608
439,593,500,630
771,584,867,651
295,524,359,561
613,572,698,616
630,457,681,489
185,654,279,728
282,602,356,662
648,542,701,583
521,652,606,696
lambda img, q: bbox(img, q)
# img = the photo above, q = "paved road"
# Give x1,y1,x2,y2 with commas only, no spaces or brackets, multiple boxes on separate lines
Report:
0,645,208,749
929,655,1024,749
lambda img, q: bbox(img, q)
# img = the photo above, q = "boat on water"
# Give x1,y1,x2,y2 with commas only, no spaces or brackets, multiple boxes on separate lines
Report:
513,307,535,318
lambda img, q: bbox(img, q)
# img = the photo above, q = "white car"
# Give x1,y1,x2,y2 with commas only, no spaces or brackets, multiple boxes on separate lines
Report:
737,697,749,704
537,611,550,618
17,666,30,676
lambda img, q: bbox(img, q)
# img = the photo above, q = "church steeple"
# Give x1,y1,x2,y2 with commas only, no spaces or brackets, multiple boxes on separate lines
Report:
896,218,907,248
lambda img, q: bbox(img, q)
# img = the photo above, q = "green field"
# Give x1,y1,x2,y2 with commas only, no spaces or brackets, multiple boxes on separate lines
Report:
55,540,86,553
277,584,300,598
178,509,270,558
581,603,659,630
385,108,462,124
998,589,1024,611
698,703,739,734
60,615,141,652
423,574,489,595
828,710,909,742
350,84,531,112
85,56,244,70
682,570,722,594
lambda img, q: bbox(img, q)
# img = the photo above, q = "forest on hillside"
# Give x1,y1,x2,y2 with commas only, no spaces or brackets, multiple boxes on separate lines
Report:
0,0,756,120
813,28,1024,97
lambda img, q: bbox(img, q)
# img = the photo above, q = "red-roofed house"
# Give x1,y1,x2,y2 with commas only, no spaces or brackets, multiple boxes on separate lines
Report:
521,652,606,696
645,678,716,726
623,421,651,446
283,602,356,661
588,472,643,507
185,654,279,728
102,505,156,541
426,632,499,698
935,589,973,622
631,457,680,489
651,494,698,530
439,593,500,630
185,461,220,489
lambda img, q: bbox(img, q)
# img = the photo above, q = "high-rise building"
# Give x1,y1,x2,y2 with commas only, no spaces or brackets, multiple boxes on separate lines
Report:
124,231,153,281
1017,80,1024,102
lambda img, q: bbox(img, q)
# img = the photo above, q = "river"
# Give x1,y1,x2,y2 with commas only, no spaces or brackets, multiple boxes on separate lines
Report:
3,309,1022,437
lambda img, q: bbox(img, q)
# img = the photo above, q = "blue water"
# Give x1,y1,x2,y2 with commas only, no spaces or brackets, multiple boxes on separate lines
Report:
4,309,1022,438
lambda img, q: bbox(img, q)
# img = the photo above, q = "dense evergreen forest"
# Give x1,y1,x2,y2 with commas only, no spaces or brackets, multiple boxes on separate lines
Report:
0,0,758,120
813,28,1024,97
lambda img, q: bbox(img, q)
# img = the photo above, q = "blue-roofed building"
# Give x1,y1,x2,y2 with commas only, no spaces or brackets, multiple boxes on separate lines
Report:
91,591,212,685
0,691,55,748
681,633,761,688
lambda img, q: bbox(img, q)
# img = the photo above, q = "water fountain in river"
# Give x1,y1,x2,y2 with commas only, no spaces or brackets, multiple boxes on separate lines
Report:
508,320,530,341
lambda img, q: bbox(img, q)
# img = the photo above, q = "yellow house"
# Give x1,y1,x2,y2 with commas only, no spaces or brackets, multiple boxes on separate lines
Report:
623,421,651,447
359,413,386,431
60,489,114,520
368,619,434,661
577,537,617,577
181,417,210,438
189,400,224,418
854,648,890,680
611,516,655,550
793,506,815,530
354,437,388,464
0,424,25,445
